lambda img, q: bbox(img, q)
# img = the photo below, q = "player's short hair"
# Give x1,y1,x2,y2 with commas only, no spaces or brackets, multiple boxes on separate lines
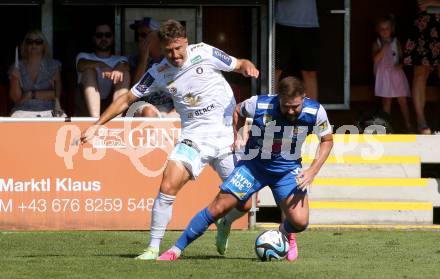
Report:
278,76,306,98
159,20,186,43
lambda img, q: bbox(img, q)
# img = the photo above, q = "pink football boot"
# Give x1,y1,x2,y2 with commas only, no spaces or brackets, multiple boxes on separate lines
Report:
157,250,179,261
286,233,298,261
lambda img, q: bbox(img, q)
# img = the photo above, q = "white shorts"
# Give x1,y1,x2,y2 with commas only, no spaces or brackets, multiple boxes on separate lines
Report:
168,139,235,180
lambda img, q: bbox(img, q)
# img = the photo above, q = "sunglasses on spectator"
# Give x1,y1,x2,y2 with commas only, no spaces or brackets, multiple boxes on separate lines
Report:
25,38,44,45
95,32,113,39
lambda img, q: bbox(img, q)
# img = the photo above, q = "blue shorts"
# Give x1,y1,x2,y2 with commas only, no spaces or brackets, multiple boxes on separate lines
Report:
220,160,305,204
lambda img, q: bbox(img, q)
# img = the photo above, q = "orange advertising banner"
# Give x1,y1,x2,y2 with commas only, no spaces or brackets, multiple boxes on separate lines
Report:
0,119,248,230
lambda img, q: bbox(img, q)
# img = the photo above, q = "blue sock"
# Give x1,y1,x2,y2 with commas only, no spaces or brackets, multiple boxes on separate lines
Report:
175,208,215,251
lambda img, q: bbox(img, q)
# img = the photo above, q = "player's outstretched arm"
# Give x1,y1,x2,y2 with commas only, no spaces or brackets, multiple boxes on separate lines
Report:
234,59,259,78
297,134,333,190
80,91,139,144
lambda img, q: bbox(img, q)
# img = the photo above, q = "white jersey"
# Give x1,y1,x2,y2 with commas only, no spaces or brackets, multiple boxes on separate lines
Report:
131,42,237,149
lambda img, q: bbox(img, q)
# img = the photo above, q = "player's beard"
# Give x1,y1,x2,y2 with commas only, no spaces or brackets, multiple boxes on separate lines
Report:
285,115,298,122
169,56,184,67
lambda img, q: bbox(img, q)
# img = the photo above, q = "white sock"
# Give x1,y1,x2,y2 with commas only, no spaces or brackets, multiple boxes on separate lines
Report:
223,208,246,226
170,246,182,257
149,192,176,249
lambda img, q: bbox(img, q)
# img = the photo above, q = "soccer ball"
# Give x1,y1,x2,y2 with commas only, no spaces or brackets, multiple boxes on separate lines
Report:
255,230,289,261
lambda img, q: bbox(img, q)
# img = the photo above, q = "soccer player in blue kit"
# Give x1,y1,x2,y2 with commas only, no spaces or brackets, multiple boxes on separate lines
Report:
157,76,333,261
80,20,259,260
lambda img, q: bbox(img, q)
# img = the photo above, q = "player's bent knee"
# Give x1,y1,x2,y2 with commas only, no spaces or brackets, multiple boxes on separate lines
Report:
159,181,179,196
208,200,233,219
284,219,308,233
294,219,309,231
141,106,160,117
80,68,97,83
284,213,309,233
296,221,309,232
236,198,252,212
210,203,228,218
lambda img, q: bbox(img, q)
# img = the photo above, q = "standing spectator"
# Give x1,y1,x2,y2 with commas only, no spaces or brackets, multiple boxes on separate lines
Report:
9,30,64,117
76,23,130,117
372,15,412,133
275,0,320,100
403,0,440,134
129,17,162,84
128,17,175,117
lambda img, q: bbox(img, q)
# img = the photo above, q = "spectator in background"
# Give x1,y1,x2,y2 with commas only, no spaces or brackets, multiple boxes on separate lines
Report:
403,0,440,134
275,0,320,100
9,29,65,117
76,23,130,117
372,15,412,133
128,17,176,117
129,17,162,84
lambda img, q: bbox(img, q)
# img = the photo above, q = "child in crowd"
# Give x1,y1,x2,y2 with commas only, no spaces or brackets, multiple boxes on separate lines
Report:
372,15,412,133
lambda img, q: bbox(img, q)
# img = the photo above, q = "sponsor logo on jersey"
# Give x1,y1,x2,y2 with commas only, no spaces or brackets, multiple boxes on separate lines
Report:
187,104,215,119
190,43,204,52
190,55,202,64
318,121,328,132
257,103,273,110
157,64,170,73
291,126,308,137
141,91,173,106
196,67,203,74
168,86,177,95
263,114,272,124
183,93,202,107
212,48,232,66
303,107,318,115
135,73,155,93
271,138,283,153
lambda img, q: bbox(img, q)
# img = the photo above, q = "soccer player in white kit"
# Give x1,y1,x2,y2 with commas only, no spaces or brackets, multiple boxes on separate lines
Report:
80,19,259,260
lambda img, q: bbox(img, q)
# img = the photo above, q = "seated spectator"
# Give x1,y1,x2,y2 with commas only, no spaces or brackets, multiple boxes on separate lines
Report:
76,23,130,117
356,107,394,134
9,29,65,117
128,17,176,118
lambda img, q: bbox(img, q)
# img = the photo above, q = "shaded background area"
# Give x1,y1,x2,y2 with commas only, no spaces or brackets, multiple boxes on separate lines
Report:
0,0,438,133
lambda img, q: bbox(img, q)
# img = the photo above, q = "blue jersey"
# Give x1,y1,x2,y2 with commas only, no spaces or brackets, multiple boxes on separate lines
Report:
239,95,331,174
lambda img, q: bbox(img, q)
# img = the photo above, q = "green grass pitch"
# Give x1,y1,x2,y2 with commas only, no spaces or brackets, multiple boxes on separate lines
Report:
1,230,440,278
